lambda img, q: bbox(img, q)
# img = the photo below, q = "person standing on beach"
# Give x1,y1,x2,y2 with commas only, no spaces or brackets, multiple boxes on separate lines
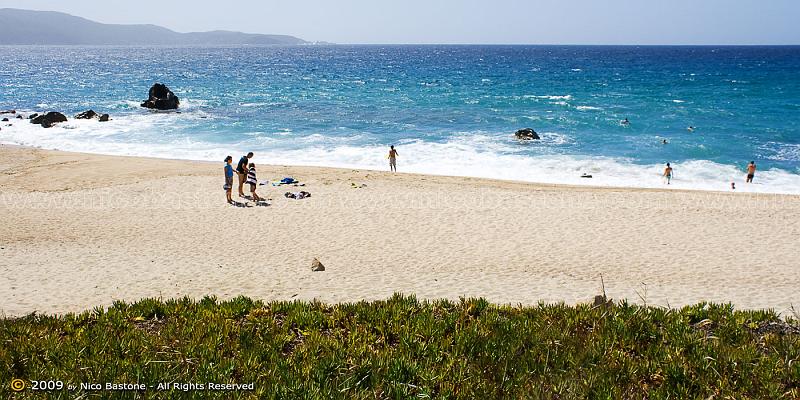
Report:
223,156,234,204
746,161,757,183
663,163,673,185
245,163,263,202
388,145,399,172
236,152,253,197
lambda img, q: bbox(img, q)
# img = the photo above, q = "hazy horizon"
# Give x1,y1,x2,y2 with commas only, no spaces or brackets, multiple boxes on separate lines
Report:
1,0,799,45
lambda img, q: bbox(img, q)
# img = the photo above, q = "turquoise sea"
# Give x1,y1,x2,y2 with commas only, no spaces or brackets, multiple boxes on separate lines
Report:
1,45,799,192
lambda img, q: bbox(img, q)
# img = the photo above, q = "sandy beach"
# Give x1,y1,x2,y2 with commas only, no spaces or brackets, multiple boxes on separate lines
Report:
1,144,798,316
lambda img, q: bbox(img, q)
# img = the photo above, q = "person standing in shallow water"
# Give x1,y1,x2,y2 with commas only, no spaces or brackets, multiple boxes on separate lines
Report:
223,156,234,204
746,161,757,183
388,145,399,172
663,163,673,185
236,152,253,197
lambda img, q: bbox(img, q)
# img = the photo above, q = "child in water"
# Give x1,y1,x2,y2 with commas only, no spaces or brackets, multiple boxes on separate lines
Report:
663,163,673,185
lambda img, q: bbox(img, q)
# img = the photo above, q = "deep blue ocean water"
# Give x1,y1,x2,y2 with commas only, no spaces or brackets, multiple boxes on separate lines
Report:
1,45,799,192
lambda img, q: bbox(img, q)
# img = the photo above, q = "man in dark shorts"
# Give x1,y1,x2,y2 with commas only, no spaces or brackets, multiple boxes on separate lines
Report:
746,161,756,183
237,152,254,197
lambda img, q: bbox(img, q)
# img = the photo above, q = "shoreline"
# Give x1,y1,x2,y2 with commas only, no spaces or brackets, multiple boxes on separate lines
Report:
2,145,799,316
1,143,793,198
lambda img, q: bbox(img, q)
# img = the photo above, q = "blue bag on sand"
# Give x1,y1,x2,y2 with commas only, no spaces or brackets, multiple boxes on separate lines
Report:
281,177,296,184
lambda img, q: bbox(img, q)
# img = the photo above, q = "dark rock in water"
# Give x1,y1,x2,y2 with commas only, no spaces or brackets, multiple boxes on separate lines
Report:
1,118,8,122
581,174,593,179
16,115,23,119
99,114,110,122
28,113,39,120
141,83,180,110
0,109,15,114
515,128,540,140
31,112,67,128
75,110,98,119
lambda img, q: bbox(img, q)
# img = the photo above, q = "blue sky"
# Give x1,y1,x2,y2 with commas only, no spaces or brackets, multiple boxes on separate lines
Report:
1,0,798,44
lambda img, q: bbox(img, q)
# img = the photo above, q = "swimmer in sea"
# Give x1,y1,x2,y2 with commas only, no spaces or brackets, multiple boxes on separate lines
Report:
662,139,668,145
663,163,673,185
687,126,695,132
621,118,630,125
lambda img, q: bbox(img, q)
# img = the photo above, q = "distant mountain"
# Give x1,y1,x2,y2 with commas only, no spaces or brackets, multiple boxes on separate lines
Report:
0,8,306,45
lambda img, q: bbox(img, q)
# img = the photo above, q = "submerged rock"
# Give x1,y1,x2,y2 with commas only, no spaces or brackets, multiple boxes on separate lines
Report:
31,112,67,128
515,128,540,140
141,83,180,110
75,110,98,119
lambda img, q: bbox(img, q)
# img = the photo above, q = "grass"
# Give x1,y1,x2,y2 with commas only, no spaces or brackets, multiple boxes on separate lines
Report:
2,294,799,399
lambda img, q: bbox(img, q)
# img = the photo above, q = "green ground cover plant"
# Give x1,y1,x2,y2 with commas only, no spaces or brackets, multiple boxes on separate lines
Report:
2,294,798,399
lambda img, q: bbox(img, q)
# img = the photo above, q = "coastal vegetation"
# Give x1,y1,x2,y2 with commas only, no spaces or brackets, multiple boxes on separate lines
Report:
2,294,799,399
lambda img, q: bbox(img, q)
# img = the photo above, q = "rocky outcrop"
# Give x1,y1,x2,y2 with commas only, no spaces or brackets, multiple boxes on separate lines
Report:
75,110,98,119
0,109,15,114
73,110,110,121
1,118,7,122
515,128,540,140
31,112,67,128
28,113,39,120
141,83,179,110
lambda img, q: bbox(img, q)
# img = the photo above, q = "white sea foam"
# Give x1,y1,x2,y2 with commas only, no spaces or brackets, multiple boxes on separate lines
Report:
760,142,800,162
576,106,603,111
260,142,800,195
527,95,573,101
2,115,799,194
177,98,209,109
